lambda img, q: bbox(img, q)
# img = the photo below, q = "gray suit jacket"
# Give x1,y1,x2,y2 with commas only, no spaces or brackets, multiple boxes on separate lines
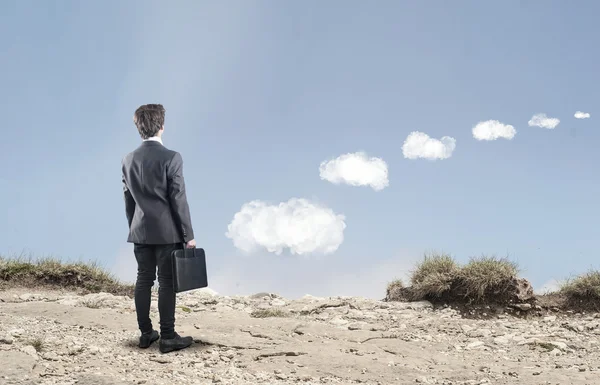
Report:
121,141,195,244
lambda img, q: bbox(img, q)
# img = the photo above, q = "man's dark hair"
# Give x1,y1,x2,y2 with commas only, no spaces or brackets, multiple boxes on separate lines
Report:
133,104,165,139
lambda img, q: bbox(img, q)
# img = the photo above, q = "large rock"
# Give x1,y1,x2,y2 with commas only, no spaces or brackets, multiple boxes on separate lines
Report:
512,277,535,302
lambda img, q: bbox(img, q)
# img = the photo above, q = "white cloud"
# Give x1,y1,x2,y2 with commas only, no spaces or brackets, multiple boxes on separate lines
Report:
225,198,346,255
528,113,560,129
319,152,389,191
402,131,456,160
574,111,590,119
472,120,516,141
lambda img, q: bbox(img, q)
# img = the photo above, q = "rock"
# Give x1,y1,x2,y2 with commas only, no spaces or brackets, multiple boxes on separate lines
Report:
270,298,286,307
9,329,25,337
548,341,568,351
466,341,485,349
149,356,172,364
42,352,60,361
0,336,13,345
195,288,218,297
493,336,510,345
19,293,33,301
549,348,562,356
468,329,492,338
300,294,326,301
250,292,277,299
329,316,349,326
20,345,38,358
347,322,369,331
513,303,532,311
0,351,37,381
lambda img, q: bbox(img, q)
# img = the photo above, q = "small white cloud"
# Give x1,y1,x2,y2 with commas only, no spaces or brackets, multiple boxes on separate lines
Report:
574,111,590,119
319,152,389,191
225,198,346,255
402,131,456,160
472,120,516,141
528,113,560,129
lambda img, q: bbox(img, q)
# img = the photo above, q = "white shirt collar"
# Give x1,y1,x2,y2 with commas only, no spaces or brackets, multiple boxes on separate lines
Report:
143,136,163,145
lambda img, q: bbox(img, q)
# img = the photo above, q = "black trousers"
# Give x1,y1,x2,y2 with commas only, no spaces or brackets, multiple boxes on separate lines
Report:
133,243,183,338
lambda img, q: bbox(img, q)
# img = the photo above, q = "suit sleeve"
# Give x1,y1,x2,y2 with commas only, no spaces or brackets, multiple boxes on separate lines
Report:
167,152,195,242
122,167,135,228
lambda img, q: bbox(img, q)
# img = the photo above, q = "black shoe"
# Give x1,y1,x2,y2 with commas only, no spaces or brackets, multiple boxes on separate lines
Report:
159,333,193,353
139,330,159,348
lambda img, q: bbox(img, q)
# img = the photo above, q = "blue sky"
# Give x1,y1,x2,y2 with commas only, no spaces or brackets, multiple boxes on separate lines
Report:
1,0,599,299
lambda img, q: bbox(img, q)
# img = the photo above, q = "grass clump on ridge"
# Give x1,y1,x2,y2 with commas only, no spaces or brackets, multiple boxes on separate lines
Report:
410,253,458,286
386,278,404,292
0,255,134,297
389,253,523,305
455,255,519,302
385,278,406,301
409,252,459,300
559,270,600,305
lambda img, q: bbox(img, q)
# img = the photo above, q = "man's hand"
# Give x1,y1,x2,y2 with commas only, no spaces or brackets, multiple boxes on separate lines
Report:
186,239,196,248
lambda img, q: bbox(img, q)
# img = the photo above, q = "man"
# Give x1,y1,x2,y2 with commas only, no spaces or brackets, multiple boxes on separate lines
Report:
121,103,195,353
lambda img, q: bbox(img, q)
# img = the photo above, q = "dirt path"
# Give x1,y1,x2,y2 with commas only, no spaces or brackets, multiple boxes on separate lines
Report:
0,288,599,384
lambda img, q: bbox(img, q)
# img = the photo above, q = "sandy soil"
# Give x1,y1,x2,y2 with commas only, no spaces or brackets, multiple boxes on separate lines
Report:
1,287,599,385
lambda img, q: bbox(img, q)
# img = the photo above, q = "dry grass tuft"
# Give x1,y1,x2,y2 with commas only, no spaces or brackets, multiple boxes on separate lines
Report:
385,278,407,301
388,253,525,305
0,255,134,297
409,253,458,300
27,337,45,352
455,255,519,302
560,270,600,300
386,278,404,292
250,308,289,318
410,252,458,286
411,272,455,300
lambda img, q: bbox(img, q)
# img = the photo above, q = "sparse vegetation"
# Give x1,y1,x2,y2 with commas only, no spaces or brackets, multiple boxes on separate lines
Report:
385,278,406,302
409,253,458,300
560,270,600,299
410,253,458,286
27,337,45,352
250,308,289,318
455,255,520,302
387,278,403,290
179,306,191,313
386,278,403,293
558,270,600,310
0,255,134,297
80,298,102,309
528,341,557,352
389,253,526,306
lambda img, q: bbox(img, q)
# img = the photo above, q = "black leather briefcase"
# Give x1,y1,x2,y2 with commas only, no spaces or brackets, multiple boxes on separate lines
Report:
171,247,208,293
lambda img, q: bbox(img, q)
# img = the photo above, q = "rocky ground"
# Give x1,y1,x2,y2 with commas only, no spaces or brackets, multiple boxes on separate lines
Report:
1,288,599,385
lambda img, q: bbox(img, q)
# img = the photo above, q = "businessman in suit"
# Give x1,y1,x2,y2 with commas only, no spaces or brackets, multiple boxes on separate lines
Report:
121,104,195,353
